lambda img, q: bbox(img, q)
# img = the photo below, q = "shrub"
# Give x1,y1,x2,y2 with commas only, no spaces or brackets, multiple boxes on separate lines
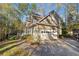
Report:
62,28,68,37
31,41,40,45
21,34,34,43
21,34,30,40
9,35,16,40
59,35,63,39
26,35,33,43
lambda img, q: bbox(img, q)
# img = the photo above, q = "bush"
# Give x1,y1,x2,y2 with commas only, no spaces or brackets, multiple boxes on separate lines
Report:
31,41,40,45
9,35,16,40
21,34,34,43
21,35,28,40
26,35,33,43
59,35,63,39
21,34,40,44
62,28,68,37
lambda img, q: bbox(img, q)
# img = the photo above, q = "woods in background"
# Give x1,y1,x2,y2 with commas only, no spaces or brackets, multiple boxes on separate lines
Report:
0,3,79,41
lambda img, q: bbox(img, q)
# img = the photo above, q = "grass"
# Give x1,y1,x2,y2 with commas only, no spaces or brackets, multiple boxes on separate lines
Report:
0,34,38,56
3,47,29,56
0,35,20,46
0,40,25,53
0,40,22,49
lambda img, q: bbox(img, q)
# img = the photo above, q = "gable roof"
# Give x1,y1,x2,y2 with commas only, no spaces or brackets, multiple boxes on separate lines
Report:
26,10,62,29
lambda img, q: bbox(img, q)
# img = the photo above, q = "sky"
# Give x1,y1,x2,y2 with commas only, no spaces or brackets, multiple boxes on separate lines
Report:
14,3,66,22
12,3,79,22
36,3,66,22
36,4,65,18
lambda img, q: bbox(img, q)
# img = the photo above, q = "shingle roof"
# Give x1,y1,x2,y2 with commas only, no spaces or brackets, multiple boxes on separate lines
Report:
26,10,62,29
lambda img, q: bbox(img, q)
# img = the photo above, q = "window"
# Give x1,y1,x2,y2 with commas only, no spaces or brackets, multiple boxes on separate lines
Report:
41,30,51,33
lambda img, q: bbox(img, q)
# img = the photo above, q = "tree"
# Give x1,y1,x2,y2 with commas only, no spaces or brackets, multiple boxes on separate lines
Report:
0,3,26,41
55,3,63,12
66,4,78,32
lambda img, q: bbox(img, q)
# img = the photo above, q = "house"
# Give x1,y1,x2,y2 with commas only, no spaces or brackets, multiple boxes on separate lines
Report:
25,10,62,43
